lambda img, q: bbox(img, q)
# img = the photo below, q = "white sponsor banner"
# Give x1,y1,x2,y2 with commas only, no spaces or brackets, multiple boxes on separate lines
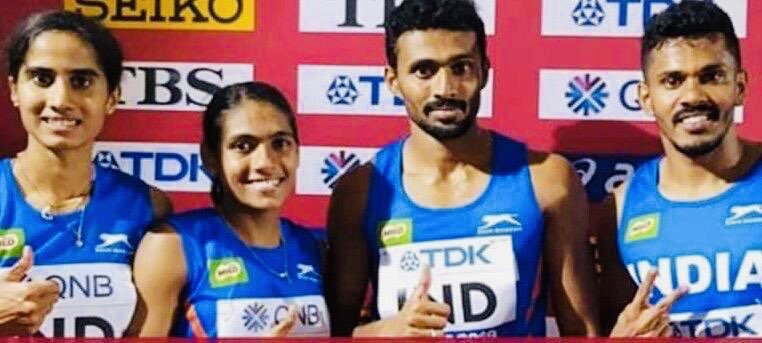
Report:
538,69,743,122
299,0,496,35
119,61,254,111
92,142,211,193
670,304,761,337
298,65,493,117
541,0,747,38
296,146,378,196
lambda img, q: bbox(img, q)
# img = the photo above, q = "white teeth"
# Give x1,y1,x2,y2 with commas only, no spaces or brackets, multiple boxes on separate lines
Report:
247,178,282,191
44,117,79,128
682,115,708,125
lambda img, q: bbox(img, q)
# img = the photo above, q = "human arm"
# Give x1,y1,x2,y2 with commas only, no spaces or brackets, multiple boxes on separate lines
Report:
149,187,173,221
128,224,186,336
529,152,600,336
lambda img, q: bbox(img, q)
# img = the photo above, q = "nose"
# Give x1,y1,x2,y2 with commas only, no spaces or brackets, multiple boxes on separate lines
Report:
432,68,457,99
250,144,278,173
48,79,75,114
679,78,709,107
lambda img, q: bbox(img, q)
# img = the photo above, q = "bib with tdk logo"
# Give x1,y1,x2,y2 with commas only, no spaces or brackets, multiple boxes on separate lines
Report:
0,159,154,337
364,133,547,337
169,209,329,338
619,157,762,338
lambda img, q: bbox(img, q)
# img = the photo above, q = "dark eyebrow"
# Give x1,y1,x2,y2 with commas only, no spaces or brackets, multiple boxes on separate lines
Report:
69,69,100,77
700,64,726,73
24,66,100,77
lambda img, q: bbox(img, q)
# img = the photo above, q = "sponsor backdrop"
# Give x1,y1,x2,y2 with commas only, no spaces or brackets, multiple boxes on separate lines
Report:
1,0,760,236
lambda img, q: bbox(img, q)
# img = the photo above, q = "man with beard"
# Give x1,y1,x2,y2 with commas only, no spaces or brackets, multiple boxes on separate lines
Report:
598,1,761,338
325,0,609,337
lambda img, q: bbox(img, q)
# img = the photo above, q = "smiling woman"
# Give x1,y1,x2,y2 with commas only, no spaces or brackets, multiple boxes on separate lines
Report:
131,82,329,338
0,10,171,337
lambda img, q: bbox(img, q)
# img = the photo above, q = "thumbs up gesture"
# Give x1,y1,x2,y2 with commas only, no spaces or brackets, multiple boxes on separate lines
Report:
375,265,451,337
0,246,60,336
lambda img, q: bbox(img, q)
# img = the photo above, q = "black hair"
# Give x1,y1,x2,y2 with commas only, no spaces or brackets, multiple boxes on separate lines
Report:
385,0,487,69
5,10,123,93
642,0,740,71
203,81,299,204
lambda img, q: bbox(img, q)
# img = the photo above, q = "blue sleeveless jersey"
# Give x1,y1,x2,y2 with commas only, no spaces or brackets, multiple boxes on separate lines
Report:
0,158,153,337
169,209,329,338
619,157,762,338
363,132,547,338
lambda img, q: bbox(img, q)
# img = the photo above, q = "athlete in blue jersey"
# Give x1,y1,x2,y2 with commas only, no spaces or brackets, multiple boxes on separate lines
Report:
0,11,171,337
132,82,329,338
325,0,602,337
599,1,761,338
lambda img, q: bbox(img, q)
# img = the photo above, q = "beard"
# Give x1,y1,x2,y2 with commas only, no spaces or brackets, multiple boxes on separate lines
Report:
668,123,730,158
411,94,480,141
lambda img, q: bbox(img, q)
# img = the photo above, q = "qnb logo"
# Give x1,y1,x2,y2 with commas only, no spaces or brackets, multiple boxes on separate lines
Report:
321,150,361,189
572,0,606,26
399,251,421,272
725,204,762,225
93,151,121,170
565,74,609,116
242,302,270,333
326,75,359,105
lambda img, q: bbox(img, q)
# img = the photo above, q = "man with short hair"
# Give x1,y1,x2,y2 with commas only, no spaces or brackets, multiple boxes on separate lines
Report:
326,0,606,337
599,0,761,338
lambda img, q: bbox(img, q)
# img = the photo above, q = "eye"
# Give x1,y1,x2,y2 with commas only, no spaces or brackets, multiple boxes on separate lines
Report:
271,136,295,152
232,140,255,153
661,74,684,89
700,70,726,84
451,60,475,76
30,70,54,87
411,63,438,79
70,74,93,90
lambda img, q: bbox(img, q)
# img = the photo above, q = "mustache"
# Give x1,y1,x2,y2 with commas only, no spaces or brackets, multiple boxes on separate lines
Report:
672,103,720,124
423,98,468,115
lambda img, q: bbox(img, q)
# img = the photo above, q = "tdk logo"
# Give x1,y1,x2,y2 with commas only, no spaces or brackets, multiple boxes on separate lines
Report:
565,74,610,116
93,142,212,192
671,315,757,337
417,245,492,269
119,61,253,111
299,65,493,117
325,75,403,107
572,0,606,26
543,0,748,37
321,150,361,189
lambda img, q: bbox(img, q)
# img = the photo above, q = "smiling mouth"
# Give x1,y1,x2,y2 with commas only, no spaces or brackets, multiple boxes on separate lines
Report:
41,116,83,129
244,177,286,192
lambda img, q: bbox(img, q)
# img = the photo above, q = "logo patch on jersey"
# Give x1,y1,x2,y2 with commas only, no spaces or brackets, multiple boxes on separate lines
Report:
477,213,522,235
95,233,133,254
725,204,762,225
625,213,660,243
378,219,412,247
296,263,321,283
209,257,249,288
0,229,24,258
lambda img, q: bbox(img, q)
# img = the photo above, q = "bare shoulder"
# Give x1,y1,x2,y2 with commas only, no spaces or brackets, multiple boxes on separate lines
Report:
332,162,374,199
328,161,374,236
134,222,186,281
148,187,173,221
526,150,582,210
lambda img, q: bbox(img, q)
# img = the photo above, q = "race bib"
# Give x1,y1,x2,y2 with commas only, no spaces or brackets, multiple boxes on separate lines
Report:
25,263,136,337
670,304,762,337
377,235,518,333
215,295,330,337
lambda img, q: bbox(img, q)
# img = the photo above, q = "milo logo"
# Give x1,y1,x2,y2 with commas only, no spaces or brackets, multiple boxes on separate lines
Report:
378,219,413,247
208,257,249,288
625,213,660,243
0,229,24,258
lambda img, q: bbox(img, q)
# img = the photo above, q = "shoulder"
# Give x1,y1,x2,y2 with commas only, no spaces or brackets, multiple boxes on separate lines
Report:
149,187,173,221
332,162,374,200
283,218,325,244
165,208,218,234
527,150,582,209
